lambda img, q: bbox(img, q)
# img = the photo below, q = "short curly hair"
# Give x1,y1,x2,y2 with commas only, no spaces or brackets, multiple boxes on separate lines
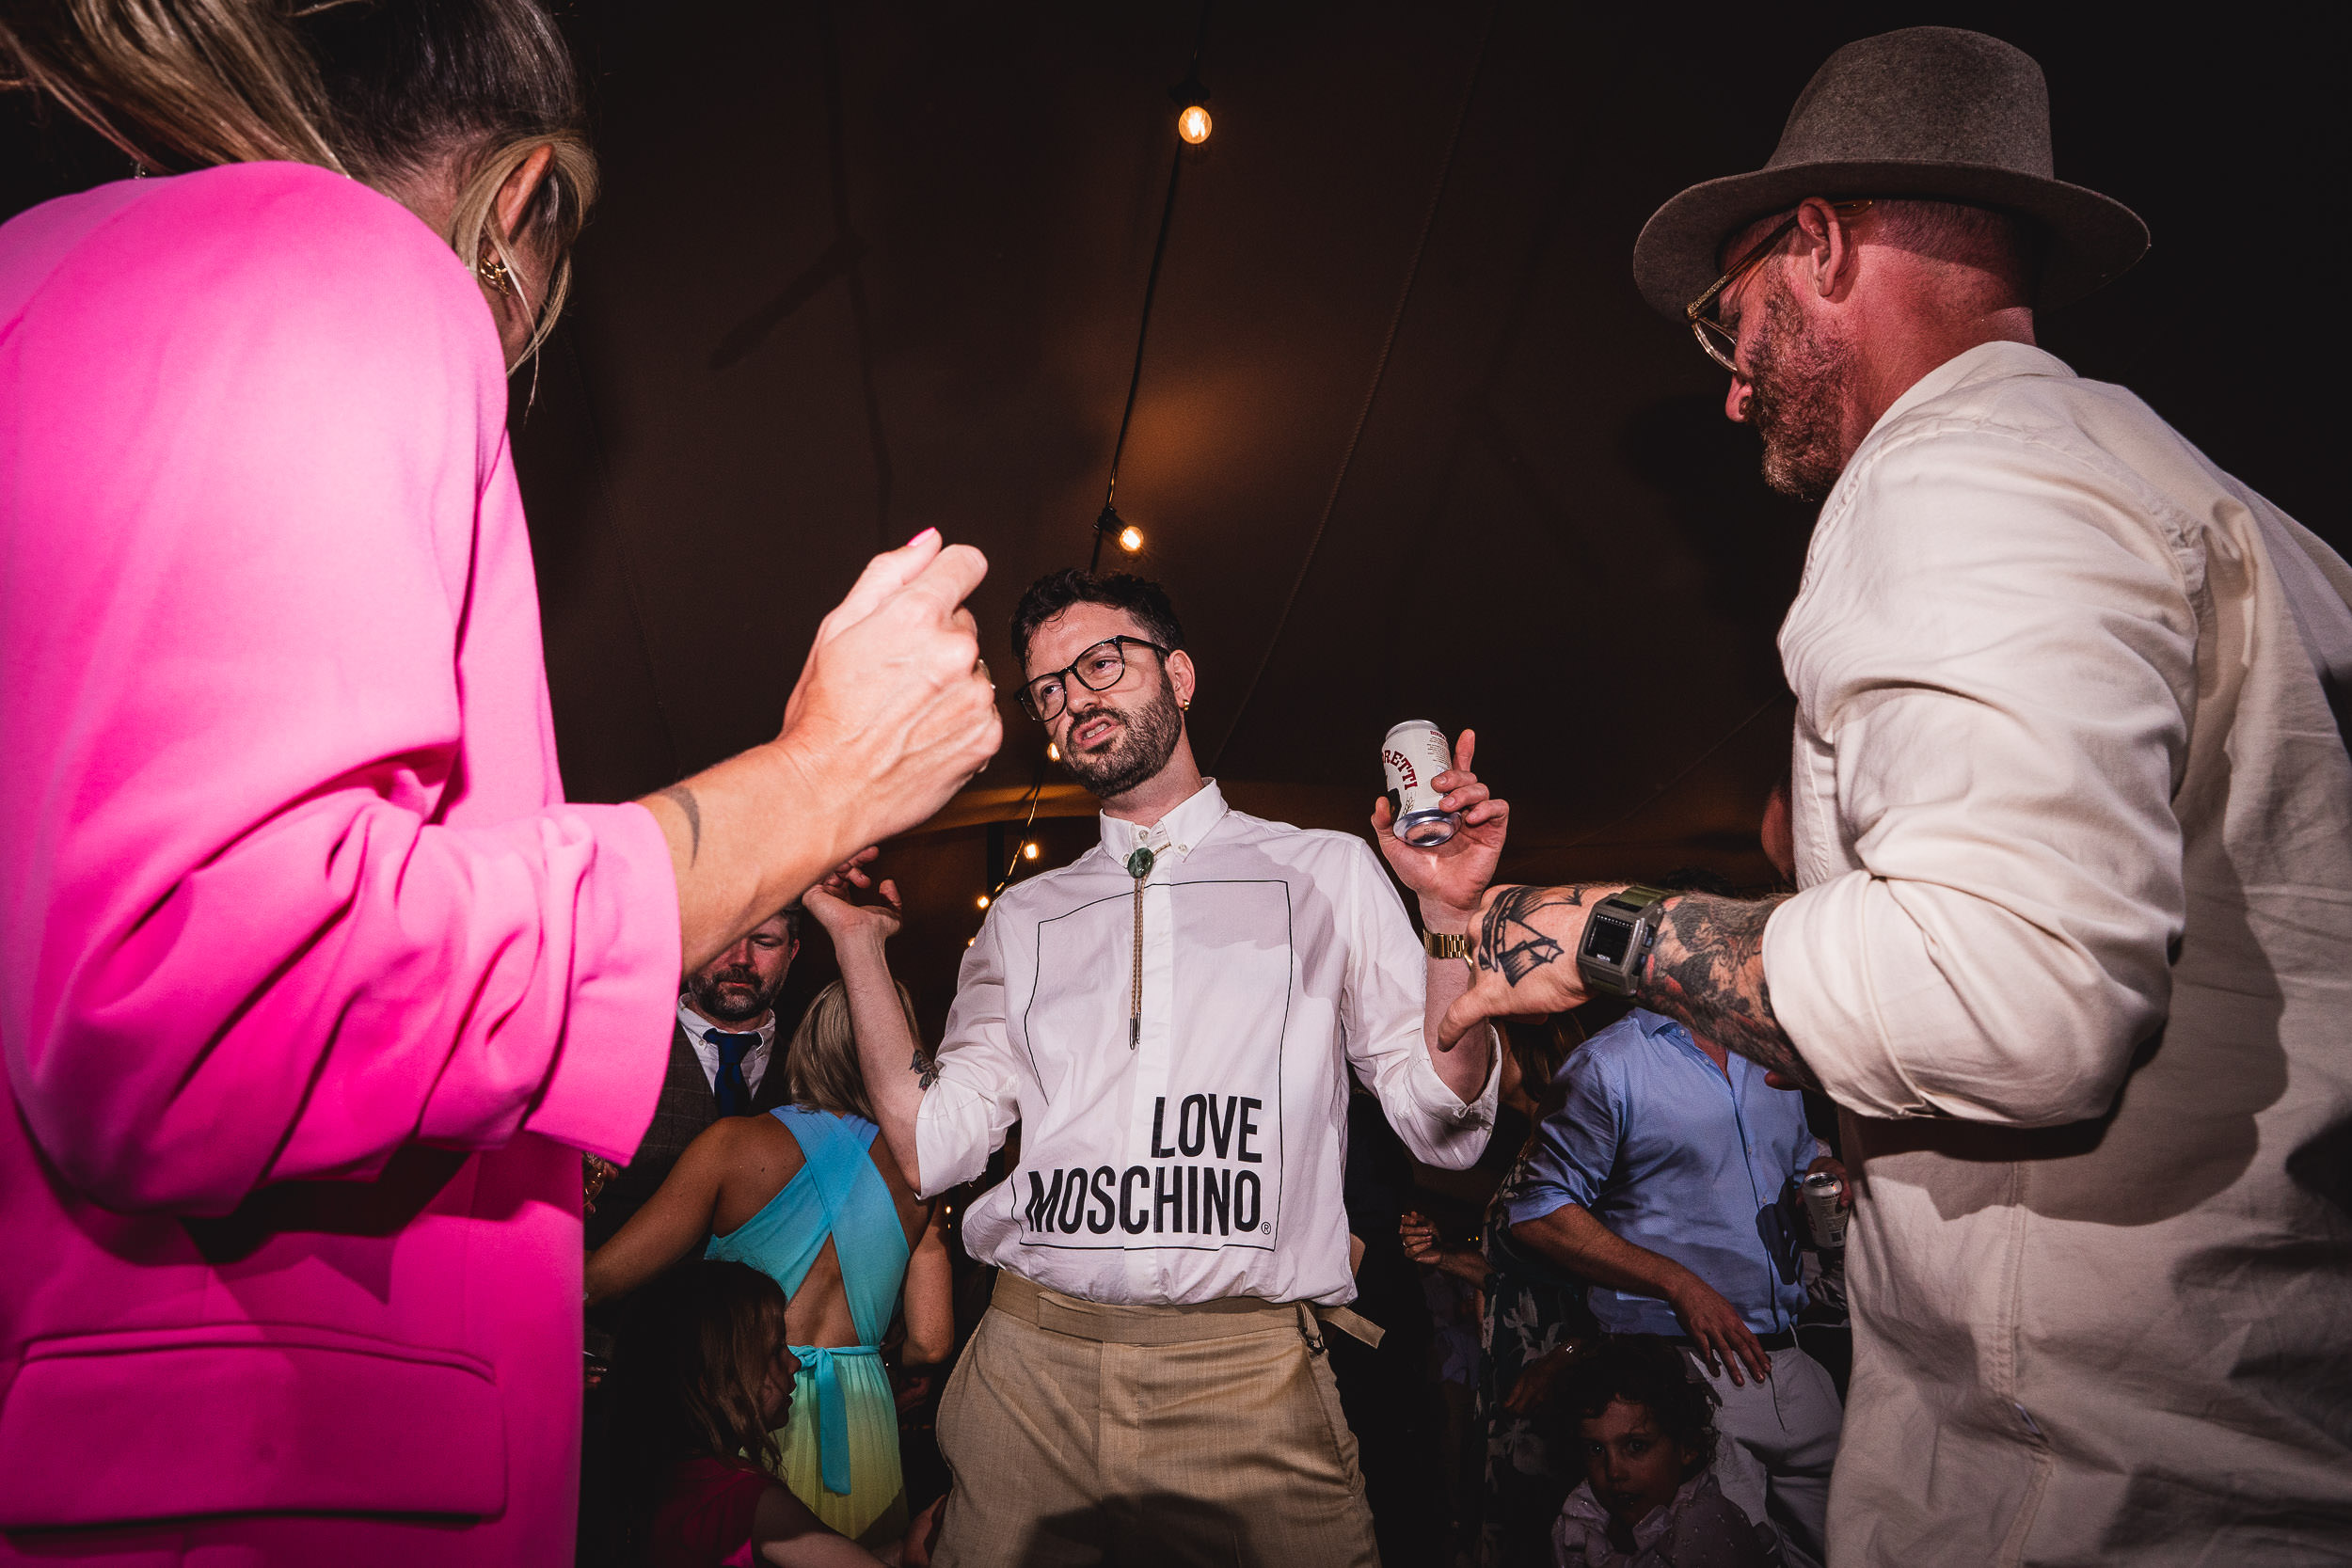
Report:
1553,1335,1722,1462
1009,569,1185,673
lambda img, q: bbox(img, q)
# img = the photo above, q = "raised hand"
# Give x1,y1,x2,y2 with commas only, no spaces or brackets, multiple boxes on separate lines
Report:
804,876,905,946
816,847,880,898
777,530,1002,852
1370,728,1510,925
645,530,1000,974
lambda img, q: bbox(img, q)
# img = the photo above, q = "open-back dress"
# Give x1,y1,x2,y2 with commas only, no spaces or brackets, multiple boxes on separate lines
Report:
704,1105,912,1545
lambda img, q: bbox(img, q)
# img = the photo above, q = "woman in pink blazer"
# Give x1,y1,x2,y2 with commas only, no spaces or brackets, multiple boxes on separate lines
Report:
0,4,997,1563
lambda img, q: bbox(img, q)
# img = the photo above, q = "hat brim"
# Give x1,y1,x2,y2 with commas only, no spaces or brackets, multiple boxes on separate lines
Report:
1631,160,2150,317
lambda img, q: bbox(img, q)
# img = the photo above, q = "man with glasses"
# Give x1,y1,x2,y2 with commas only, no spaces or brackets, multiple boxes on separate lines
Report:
1438,25,2352,1564
848,566,1505,1567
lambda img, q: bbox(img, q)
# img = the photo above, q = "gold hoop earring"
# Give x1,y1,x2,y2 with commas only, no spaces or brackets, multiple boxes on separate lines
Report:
476,252,515,298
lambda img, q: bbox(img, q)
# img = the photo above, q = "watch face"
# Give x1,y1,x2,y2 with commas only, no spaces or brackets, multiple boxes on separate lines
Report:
1585,912,1635,967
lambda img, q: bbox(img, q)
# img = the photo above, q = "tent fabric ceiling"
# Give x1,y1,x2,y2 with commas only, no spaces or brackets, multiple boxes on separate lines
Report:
1,3,2337,1025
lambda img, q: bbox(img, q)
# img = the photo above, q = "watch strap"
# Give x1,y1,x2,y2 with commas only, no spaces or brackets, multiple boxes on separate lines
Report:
1422,928,1472,960
1605,883,1677,915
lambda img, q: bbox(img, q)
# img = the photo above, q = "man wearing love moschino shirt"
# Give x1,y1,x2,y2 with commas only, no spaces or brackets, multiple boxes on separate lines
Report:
845,569,1503,1567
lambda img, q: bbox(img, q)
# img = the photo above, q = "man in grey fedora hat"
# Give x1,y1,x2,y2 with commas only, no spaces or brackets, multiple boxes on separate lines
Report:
1438,24,2352,1566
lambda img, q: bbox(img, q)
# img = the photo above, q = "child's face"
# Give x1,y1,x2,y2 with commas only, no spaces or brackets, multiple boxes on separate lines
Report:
757,1315,803,1429
1579,1398,1697,1528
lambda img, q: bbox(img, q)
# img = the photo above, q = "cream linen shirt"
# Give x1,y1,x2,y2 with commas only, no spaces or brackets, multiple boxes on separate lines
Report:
1762,341,2352,1563
916,780,1498,1307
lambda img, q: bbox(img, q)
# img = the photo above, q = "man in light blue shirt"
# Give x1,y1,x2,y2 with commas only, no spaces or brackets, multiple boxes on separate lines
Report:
1509,1007,1844,1568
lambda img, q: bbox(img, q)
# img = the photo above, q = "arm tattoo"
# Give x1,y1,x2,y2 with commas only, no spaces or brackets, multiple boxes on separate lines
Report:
656,784,701,865
1476,884,1595,986
1634,892,1818,1089
913,1050,940,1090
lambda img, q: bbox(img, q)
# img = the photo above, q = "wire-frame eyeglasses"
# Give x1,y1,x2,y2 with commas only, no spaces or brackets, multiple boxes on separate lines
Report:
1684,200,1873,372
1017,635,1171,723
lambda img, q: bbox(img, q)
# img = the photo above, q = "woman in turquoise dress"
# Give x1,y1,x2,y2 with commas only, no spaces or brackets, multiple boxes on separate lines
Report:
591,884,950,1549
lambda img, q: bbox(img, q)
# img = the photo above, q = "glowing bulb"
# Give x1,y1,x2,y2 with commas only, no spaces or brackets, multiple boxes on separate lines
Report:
1023,841,1040,860
976,893,991,910
1118,524,1144,552
1177,104,1211,145
1047,741,1061,761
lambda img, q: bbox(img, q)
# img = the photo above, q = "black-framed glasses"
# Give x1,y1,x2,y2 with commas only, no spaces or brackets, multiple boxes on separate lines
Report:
1685,199,1873,372
1017,635,1169,723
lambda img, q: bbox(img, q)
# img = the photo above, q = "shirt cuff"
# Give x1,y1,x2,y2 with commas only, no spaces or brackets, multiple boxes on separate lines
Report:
1763,875,1932,1118
522,801,683,1161
1415,1026,1502,1124
1502,1182,1581,1229
914,1076,993,1198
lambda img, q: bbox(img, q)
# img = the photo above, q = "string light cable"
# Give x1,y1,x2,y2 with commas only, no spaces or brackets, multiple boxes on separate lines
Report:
1089,1,1216,571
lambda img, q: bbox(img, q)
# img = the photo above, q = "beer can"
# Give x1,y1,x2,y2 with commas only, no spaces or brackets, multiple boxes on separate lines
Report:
1381,721,1458,847
1800,1170,1848,1250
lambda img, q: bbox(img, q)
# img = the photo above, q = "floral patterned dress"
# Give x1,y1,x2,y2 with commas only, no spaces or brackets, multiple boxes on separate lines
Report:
1480,1130,1600,1568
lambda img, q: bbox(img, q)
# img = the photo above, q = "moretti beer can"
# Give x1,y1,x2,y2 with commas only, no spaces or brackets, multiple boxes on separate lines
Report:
1800,1170,1848,1250
1382,721,1458,847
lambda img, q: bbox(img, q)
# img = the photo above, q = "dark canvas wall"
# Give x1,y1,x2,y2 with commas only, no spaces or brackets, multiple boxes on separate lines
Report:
6,2,2339,1032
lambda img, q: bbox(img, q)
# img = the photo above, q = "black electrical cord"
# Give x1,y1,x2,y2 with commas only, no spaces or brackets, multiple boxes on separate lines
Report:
1090,0,1214,572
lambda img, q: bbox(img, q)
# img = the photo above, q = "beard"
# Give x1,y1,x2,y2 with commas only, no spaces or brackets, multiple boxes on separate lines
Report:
1059,671,1185,801
1744,271,1852,501
685,962,786,1024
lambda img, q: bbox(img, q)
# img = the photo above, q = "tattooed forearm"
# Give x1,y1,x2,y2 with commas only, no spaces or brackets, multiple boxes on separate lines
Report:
1634,892,1818,1088
1477,884,1597,986
656,784,702,865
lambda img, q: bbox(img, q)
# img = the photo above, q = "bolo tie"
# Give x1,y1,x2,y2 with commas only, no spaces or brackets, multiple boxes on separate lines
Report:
1125,845,1155,1048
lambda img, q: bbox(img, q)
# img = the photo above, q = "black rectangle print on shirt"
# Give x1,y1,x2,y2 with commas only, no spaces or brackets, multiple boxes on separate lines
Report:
1016,879,1291,1254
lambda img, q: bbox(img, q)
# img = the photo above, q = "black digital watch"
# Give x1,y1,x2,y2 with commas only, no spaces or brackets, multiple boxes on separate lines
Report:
1575,884,1675,997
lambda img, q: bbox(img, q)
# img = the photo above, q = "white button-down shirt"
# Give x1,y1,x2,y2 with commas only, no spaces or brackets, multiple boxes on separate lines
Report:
676,998,776,1100
1759,341,2352,1559
918,780,1497,1307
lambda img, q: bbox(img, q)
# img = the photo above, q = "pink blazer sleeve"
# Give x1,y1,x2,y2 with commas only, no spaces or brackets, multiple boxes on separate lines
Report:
0,165,680,1215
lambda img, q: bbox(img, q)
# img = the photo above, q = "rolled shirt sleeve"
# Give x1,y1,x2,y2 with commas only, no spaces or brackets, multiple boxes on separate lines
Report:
1766,422,2197,1126
1503,1050,1621,1227
916,908,1025,1196
1341,841,1498,1169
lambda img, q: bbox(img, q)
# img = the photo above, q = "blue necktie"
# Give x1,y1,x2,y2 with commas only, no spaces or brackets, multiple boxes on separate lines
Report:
708,1029,758,1116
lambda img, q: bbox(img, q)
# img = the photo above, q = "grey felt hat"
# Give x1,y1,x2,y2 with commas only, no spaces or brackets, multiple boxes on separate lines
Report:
1631,26,2149,316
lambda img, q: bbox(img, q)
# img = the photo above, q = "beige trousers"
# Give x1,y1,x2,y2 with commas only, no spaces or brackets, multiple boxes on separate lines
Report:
931,1273,1381,1568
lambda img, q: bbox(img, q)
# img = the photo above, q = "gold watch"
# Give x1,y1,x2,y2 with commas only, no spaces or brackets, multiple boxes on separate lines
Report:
1422,928,1472,960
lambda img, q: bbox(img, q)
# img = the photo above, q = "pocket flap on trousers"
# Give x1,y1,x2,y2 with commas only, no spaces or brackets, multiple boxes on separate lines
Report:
0,1323,506,1528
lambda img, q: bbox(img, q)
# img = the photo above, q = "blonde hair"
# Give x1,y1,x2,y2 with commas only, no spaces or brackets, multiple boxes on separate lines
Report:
786,979,930,1126
0,0,596,362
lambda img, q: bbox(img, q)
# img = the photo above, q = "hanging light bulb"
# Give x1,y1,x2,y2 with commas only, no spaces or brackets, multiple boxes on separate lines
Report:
1118,524,1144,553
976,893,991,910
1023,841,1041,861
1177,103,1212,145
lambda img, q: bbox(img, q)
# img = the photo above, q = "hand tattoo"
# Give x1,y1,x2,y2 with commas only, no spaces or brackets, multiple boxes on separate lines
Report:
1635,892,1819,1089
657,784,701,865
1477,884,1594,986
